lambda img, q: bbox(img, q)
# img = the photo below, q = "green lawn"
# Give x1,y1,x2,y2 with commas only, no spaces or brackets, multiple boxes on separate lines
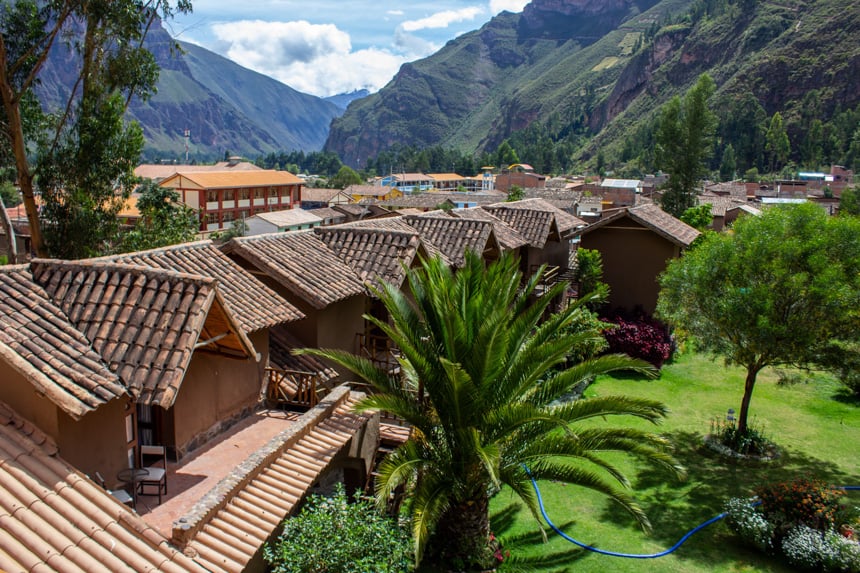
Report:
488,352,860,573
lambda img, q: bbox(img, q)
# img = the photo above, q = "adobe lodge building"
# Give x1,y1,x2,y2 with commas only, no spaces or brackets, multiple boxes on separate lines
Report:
0,197,704,571
158,170,304,233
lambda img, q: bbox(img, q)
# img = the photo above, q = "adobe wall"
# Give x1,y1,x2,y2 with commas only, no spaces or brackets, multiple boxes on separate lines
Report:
287,295,367,378
0,363,60,437
57,398,129,488
580,219,678,314
170,332,267,459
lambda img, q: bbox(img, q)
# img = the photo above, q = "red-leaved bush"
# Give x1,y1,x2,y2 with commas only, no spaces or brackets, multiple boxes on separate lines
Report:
601,310,673,368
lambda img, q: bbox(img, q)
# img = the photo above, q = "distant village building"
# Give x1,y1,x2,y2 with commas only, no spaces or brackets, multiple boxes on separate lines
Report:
159,170,303,232
299,187,352,209
494,165,547,193
135,157,261,183
246,208,323,235
379,173,434,192
344,184,403,202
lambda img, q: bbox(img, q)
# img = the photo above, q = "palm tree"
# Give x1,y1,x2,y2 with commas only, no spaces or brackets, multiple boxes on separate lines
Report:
301,252,683,570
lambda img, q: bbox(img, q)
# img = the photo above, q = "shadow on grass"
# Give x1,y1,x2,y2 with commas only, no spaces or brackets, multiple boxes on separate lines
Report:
592,430,857,569
831,388,860,406
491,503,587,573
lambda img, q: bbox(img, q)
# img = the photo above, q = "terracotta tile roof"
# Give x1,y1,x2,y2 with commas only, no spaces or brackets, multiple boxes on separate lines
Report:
135,163,261,181
337,217,450,266
178,389,372,573
160,170,302,189
268,328,338,383
223,231,366,310
573,204,700,248
297,188,343,203
452,207,530,250
494,198,586,233
30,259,254,408
0,266,125,420
483,204,559,249
0,401,206,572
314,225,423,287
306,207,347,223
403,215,498,267
102,241,303,333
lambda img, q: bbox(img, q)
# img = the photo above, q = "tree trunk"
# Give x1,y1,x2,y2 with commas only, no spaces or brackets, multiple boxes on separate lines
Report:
0,39,48,257
432,493,492,571
738,365,761,435
0,196,17,263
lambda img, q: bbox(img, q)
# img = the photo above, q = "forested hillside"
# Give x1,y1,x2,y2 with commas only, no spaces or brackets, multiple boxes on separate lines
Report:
326,0,860,176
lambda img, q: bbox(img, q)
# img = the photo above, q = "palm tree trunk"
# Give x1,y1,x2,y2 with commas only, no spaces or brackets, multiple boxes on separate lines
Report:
433,493,492,571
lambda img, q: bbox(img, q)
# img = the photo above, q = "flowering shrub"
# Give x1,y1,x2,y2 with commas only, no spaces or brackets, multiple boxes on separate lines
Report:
757,478,844,535
782,525,830,570
724,497,774,551
724,481,860,572
601,310,673,368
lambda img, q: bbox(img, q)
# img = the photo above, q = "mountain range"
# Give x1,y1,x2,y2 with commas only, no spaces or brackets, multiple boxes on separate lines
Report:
35,21,346,161
325,0,860,168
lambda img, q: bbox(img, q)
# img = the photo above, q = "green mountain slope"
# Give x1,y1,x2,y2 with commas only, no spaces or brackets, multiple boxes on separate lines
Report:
36,23,341,161
325,0,860,169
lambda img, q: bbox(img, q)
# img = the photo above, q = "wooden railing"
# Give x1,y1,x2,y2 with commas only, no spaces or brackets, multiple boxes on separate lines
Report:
265,367,321,409
355,332,402,375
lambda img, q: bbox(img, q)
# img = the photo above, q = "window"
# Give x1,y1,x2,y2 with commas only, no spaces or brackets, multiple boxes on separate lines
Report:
223,189,235,201
238,210,249,220
254,188,265,199
206,190,218,203
222,211,235,223
269,186,279,198
239,189,250,200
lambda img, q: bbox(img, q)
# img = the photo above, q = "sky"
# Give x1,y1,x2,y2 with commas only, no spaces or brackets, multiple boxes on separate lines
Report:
163,0,531,98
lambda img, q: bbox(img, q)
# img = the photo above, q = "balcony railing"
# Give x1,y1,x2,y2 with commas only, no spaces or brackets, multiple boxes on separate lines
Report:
264,367,321,409
355,332,402,375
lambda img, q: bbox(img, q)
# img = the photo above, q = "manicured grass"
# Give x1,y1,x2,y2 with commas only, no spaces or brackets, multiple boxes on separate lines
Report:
488,352,860,573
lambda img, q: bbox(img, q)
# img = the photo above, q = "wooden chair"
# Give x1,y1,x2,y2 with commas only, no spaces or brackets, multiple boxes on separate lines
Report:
138,445,168,504
94,472,135,508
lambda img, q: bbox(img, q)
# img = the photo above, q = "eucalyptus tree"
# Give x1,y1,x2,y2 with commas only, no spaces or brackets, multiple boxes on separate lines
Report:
303,252,683,570
0,0,191,257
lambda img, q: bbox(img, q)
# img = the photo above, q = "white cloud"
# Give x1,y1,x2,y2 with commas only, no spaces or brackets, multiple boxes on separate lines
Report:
489,0,529,15
386,10,404,16
401,7,484,32
209,19,413,96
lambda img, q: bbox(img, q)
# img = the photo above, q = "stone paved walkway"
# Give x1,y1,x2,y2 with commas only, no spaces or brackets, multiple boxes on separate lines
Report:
137,409,299,537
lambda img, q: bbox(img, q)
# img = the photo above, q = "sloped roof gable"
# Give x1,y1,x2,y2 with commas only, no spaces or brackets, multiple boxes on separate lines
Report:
0,267,125,420
30,260,253,408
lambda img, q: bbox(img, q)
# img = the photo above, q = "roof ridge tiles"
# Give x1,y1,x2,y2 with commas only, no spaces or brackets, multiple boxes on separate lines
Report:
30,259,217,289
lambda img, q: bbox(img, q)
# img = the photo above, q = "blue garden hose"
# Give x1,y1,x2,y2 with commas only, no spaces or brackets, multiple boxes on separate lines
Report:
525,466,860,559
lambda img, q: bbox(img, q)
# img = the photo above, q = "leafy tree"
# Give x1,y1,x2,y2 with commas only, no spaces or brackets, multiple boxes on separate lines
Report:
264,483,412,573
0,0,191,257
506,184,525,202
0,181,20,207
658,204,860,435
495,139,520,167
743,167,760,182
656,74,717,216
719,143,736,182
573,248,608,307
840,187,860,216
680,203,713,230
765,112,790,173
116,180,198,253
329,165,363,189
303,252,682,569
